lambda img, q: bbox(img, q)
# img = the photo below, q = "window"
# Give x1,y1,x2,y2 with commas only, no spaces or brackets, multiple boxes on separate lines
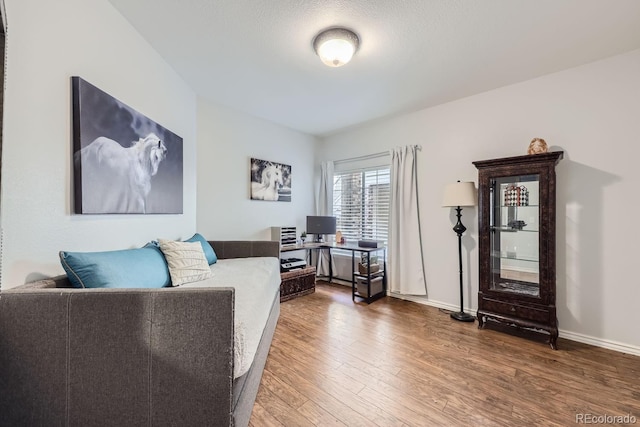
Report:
333,166,390,245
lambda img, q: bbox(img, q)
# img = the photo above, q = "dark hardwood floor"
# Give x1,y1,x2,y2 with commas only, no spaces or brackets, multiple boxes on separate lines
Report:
250,282,640,426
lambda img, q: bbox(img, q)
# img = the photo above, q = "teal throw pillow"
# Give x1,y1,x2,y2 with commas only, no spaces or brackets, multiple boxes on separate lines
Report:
59,243,171,288
185,233,218,265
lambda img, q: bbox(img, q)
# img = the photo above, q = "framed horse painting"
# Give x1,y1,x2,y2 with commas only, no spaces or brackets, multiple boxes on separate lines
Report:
72,76,183,214
250,158,292,202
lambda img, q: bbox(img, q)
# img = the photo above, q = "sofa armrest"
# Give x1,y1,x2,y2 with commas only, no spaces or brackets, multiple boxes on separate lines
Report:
208,240,279,259
11,274,72,289
0,287,234,426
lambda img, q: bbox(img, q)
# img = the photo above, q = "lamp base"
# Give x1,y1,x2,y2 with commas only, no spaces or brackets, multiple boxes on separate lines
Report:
450,311,475,322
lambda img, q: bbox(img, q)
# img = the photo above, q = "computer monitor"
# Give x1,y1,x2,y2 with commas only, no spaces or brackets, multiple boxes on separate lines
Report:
306,216,337,242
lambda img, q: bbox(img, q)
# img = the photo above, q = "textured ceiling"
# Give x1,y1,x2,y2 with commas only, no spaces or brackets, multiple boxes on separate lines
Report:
108,0,640,136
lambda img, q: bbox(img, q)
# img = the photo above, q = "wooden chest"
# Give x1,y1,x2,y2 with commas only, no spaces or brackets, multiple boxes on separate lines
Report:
280,266,316,302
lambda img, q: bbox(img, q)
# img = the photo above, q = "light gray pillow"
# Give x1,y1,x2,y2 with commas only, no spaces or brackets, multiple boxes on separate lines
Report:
158,239,213,286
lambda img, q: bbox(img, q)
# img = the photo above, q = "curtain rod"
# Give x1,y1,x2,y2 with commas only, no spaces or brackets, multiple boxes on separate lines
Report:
333,145,422,165
333,151,389,165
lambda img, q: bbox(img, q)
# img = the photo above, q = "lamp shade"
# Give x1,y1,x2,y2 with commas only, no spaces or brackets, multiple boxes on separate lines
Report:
313,28,359,67
442,181,477,207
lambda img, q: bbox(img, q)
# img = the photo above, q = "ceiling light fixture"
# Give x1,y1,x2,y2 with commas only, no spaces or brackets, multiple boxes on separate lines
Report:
313,27,359,67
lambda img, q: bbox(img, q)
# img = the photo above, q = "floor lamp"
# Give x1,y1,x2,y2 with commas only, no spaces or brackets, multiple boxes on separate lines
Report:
442,181,477,322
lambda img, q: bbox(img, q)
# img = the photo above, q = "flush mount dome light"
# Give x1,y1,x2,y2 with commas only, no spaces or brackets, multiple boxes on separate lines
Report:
313,27,360,67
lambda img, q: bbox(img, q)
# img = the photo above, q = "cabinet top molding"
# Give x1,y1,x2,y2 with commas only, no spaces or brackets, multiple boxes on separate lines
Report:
473,151,563,169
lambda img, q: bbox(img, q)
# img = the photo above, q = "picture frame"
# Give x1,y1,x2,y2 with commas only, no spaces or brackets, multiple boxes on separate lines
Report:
72,77,183,214
250,158,291,202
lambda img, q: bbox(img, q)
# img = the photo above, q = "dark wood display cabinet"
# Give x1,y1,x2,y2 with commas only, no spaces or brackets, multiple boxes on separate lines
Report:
473,151,563,349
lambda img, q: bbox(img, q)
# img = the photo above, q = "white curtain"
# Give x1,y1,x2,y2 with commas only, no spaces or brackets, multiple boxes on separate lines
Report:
389,145,427,295
316,161,334,276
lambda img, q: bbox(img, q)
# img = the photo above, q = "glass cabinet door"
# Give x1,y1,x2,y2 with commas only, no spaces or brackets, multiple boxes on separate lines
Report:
489,174,540,297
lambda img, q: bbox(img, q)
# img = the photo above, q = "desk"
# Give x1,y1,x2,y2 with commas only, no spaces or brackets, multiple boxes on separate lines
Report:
280,242,387,303
280,242,326,274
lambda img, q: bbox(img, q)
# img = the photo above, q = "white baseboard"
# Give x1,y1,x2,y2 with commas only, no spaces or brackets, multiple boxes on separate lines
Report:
319,277,351,287
388,292,640,357
389,292,477,315
557,329,640,356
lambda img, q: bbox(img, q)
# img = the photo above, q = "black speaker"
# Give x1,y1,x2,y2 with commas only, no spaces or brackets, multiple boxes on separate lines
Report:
358,240,381,248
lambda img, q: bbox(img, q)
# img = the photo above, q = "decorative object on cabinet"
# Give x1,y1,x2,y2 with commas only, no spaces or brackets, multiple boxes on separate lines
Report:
504,184,529,206
527,137,548,155
473,151,563,349
442,181,478,322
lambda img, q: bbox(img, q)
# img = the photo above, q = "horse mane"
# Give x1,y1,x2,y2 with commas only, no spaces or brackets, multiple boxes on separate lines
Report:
258,164,280,188
132,133,166,176
251,163,283,201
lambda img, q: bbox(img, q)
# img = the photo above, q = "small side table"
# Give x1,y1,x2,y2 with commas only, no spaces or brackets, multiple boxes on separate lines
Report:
351,246,387,303
280,266,316,302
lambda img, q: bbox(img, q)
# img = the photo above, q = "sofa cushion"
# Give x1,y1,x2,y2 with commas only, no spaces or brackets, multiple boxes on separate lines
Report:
158,240,213,286
181,257,281,378
59,243,171,288
185,233,218,265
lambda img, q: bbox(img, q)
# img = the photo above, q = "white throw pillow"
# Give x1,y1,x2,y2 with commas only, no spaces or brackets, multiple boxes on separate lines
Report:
158,239,213,286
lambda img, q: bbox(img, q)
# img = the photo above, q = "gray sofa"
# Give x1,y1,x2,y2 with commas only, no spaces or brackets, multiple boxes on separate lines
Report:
0,240,280,427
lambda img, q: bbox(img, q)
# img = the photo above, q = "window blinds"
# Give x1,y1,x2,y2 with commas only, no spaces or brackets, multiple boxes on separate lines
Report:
333,167,390,245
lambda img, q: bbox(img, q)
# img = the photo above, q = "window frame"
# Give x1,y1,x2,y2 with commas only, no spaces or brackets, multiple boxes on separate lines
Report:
332,165,390,249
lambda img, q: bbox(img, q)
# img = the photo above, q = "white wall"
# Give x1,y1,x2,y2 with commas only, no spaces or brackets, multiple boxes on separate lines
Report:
1,0,197,288
318,49,640,353
196,98,317,241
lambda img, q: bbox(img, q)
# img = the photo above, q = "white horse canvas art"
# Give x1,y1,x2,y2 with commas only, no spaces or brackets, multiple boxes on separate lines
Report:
72,77,183,214
251,163,283,200
77,133,167,214
250,158,292,202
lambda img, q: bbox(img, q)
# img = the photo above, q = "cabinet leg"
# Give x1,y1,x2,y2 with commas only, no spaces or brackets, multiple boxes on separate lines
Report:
477,314,485,329
549,329,559,350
